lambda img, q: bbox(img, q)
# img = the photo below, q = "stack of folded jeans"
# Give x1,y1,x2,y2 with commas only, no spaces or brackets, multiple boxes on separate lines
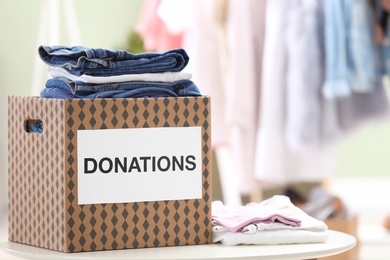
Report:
38,45,202,99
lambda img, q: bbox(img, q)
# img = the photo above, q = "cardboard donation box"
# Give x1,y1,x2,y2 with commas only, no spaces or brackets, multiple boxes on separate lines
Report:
8,96,212,252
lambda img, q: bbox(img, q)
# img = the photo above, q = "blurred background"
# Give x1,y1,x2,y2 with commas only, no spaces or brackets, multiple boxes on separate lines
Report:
1,0,390,259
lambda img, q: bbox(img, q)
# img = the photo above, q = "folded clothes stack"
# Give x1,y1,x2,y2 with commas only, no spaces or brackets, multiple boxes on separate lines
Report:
37,45,202,99
212,195,329,246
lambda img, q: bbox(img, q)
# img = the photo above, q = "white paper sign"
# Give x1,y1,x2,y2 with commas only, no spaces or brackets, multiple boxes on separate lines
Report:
77,126,202,205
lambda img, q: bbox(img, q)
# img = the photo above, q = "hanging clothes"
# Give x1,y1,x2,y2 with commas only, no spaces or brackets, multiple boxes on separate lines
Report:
136,0,183,52
254,0,337,186
322,0,381,99
285,0,340,151
285,0,349,152
322,0,390,134
225,0,266,194
134,0,390,194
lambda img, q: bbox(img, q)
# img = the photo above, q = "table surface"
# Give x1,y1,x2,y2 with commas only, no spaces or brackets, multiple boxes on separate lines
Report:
0,230,356,260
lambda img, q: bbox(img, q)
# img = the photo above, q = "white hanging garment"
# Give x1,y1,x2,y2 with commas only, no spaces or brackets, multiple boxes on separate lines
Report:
225,0,266,194
285,0,340,151
254,0,337,186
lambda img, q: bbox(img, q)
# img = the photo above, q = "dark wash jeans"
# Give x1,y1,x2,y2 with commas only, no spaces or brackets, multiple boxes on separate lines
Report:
40,78,201,99
38,45,190,76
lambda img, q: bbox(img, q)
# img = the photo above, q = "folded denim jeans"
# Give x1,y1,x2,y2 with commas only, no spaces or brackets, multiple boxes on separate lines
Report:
41,78,202,99
40,86,180,99
38,45,189,76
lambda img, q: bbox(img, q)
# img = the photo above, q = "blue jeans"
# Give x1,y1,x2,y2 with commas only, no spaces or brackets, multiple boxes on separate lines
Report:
40,78,201,99
38,45,189,76
323,0,380,99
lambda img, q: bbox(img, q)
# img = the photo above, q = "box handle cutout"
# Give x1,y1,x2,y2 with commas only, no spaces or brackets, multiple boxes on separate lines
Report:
25,119,43,134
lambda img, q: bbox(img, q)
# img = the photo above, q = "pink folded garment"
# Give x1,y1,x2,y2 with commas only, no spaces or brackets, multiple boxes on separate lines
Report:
212,195,302,232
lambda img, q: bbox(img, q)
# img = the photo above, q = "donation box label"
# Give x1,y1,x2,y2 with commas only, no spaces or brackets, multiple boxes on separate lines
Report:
77,127,202,205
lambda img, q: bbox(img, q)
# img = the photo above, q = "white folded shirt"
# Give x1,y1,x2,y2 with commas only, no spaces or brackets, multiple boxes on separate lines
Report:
213,229,330,246
212,195,329,246
212,195,328,233
48,66,192,84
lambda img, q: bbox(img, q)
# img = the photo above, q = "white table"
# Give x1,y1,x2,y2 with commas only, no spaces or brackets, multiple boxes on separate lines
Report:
0,230,356,260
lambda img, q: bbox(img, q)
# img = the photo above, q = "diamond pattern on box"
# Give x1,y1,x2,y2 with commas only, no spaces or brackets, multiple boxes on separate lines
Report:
8,96,212,252
8,97,66,251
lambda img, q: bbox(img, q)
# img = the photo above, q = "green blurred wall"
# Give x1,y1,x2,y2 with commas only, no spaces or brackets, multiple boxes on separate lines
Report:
335,111,390,178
